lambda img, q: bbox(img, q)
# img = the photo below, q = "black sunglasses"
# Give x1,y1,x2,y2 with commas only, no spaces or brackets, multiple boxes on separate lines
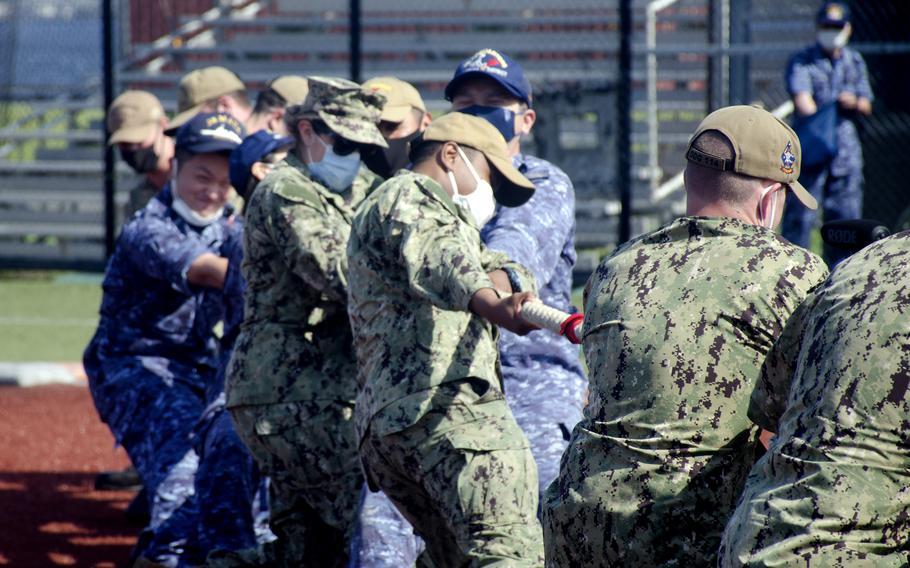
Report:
330,136,360,157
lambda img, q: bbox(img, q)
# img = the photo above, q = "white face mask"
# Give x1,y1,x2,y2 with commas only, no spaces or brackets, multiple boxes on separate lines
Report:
308,135,361,193
170,159,224,227
817,27,850,51
446,146,497,228
758,184,780,230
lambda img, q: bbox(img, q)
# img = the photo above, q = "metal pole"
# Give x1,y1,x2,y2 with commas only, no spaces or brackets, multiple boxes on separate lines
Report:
617,0,632,244
646,0,679,193
102,0,116,258
349,0,361,82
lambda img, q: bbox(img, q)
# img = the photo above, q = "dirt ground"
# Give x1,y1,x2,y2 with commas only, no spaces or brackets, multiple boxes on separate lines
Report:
0,384,138,567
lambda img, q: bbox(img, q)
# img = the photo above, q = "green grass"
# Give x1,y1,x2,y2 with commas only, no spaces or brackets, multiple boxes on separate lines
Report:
0,271,102,362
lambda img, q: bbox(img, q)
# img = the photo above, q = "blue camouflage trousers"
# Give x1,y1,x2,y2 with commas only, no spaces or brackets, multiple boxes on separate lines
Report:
85,353,208,566
782,164,863,267
184,395,273,564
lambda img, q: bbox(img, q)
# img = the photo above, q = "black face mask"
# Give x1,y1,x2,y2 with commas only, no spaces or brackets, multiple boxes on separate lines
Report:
362,130,422,179
121,145,160,174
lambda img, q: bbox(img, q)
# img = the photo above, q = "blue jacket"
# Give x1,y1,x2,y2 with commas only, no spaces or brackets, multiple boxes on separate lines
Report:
84,185,239,386
786,44,873,176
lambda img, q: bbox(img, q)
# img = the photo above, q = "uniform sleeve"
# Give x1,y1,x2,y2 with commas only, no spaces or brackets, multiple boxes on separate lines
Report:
482,164,574,290
853,52,874,101
748,294,815,432
123,218,210,295
269,195,348,303
786,51,813,96
478,245,537,295
396,203,494,312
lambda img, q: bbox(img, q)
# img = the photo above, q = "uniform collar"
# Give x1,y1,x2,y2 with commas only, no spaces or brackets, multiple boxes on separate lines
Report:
409,171,476,227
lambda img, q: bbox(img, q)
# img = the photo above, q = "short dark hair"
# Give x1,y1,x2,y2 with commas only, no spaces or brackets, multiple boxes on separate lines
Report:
206,89,251,110
174,147,230,171
174,148,196,171
253,88,286,115
408,139,480,166
684,130,759,205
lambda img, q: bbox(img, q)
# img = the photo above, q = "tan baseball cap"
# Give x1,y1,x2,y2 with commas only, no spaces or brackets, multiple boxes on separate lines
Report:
686,105,817,210
107,90,165,145
170,66,246,131
423,112,535,207
267,75,309,106
362,76,426,123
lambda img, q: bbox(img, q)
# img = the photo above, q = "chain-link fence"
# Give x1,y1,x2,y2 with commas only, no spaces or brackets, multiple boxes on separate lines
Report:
1,0,908,272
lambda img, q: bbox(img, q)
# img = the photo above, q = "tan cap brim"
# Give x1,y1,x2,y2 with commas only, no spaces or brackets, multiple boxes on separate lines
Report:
109,122,156,145
165,104,204,135
788,179,818,210
380,104,410,123
485,152,535,207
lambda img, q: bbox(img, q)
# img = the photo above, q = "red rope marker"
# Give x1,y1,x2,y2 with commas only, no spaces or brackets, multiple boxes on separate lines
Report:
516,297,584,344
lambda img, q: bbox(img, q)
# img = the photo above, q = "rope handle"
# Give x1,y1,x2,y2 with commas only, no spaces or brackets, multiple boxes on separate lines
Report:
511,295,584,344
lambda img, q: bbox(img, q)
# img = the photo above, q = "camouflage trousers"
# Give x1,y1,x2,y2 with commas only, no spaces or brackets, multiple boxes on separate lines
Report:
229,398,362,568
359,379,544,567
348,379,580,567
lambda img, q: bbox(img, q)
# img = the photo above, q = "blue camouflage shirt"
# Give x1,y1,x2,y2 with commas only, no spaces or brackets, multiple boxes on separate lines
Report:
481,153,587,417
86,185,237,380
786,44,873,176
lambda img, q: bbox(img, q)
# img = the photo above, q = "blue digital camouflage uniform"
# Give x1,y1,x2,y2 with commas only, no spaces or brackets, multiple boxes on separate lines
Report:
172,230,274,565
349,153,586,568
781,43,873,266
543,217,828,567
349,170,544,567
719,230,910,567
83,185,234,565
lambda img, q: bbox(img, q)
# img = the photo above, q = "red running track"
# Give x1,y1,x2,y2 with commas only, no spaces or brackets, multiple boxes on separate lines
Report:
0,384,137,567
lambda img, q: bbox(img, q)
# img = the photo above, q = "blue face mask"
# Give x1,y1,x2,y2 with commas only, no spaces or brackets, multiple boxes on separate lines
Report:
457,105,518,143
307,135,361,192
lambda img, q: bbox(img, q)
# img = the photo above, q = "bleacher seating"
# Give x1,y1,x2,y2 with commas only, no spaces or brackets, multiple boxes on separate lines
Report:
0,0,819,276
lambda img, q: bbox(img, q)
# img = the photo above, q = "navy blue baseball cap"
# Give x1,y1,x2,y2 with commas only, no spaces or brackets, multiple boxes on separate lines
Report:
229,130,294,192
445,49,533,107
174,111,245,155
817,2,851,27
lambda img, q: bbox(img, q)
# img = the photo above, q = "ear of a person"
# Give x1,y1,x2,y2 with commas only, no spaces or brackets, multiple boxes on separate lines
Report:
250,161,270,182
521,108,537,133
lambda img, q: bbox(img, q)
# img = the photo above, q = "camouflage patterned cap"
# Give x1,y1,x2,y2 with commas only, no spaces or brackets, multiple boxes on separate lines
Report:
291,76,388,147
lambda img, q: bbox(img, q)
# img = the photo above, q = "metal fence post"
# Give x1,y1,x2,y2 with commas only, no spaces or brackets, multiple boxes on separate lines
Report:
102,0,116,259
349,0,361,83
728,0,752,105
617,0,632,244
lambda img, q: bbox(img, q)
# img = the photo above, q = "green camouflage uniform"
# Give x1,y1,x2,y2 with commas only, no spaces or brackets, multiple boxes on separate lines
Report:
719,231,910,567
348,170,545,567
543,216,828,567
225,77,386,568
